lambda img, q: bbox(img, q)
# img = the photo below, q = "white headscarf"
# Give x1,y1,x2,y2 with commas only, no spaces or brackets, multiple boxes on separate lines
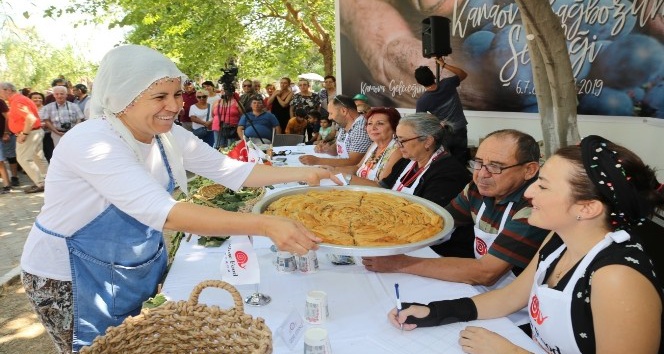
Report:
90,45,189,195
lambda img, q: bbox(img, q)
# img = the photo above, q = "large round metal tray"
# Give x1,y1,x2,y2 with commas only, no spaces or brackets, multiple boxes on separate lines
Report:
252,185,454,256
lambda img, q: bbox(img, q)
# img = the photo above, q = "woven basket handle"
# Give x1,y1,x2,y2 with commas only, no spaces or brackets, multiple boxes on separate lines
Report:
187,280,245,312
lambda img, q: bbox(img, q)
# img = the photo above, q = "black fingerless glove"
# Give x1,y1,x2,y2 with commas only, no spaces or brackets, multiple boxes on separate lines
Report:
401,297,477,327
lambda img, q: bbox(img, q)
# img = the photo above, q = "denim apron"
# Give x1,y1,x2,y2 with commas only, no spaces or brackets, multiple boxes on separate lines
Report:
35,136,174,351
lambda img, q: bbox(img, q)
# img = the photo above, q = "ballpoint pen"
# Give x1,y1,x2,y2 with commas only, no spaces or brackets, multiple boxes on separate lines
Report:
395,283,403,331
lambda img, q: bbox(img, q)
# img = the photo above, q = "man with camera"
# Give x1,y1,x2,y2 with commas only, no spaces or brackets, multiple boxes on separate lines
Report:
41,86,84,147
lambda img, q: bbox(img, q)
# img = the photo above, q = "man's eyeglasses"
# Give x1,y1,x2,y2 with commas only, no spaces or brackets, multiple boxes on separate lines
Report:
395,135,424,148
334,96,347,108
468,160,531,174
196,96,207,99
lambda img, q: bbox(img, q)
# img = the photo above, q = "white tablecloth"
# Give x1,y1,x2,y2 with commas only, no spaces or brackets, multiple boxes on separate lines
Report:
162,145,543,353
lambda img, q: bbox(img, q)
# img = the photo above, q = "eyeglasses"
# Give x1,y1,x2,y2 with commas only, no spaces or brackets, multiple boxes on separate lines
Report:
334,96,347,108
468,160,531,174
395,135,424,147
243,84,252,87
196,96,207,99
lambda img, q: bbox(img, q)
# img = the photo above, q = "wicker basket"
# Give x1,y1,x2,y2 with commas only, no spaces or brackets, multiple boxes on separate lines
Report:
197,184,228,200
237,187,266,213
80,280,273,354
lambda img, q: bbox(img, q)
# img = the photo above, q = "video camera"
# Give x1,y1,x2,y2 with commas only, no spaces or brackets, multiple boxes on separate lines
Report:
218,60,239,99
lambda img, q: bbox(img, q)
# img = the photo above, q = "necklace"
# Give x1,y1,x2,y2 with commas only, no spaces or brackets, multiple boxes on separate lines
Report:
553,252,579,282
366,144,389,168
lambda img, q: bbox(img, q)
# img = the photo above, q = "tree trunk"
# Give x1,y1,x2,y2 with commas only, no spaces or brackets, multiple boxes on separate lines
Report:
280,0,335,76
319,33,334,76
514,0,581,157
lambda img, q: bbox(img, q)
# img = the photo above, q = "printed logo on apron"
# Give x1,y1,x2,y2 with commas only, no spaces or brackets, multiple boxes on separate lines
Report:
336,133,349,159
475,237,489,256
358,166,369,178
529,294,548,325
473,201,513,260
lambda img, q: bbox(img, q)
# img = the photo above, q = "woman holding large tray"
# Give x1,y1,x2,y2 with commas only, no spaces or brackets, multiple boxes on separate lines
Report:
19,45,338,353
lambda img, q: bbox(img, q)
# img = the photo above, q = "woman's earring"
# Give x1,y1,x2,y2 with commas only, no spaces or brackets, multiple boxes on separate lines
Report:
576,215,582,221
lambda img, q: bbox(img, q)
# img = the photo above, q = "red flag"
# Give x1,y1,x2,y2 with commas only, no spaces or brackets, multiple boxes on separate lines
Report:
227,140,248,161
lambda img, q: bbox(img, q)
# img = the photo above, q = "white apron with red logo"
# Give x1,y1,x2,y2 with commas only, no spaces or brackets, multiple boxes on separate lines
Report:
473,201,528,325
528,231,630,354
357,143,377,179
336,133,349,159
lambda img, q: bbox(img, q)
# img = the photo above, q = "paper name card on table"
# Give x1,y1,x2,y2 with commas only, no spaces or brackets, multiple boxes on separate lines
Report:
246,139,270,164
277,308,305,350
220,236,260,285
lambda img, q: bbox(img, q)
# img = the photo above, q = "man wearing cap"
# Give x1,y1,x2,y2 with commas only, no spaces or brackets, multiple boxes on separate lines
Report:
0,82,49,194
178,80,197,131
415,57,469,165
73,84,91,120
353,94,371,115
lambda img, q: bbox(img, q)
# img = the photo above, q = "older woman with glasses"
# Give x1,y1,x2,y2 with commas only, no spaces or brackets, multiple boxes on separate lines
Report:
350,113,470,208
350,113,473,256
327,107,402,182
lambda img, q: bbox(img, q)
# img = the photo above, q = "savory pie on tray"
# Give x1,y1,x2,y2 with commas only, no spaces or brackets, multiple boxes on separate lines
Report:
263,190,443,246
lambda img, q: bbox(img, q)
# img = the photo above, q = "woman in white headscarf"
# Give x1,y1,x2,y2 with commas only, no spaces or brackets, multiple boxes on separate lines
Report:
19,45,336,353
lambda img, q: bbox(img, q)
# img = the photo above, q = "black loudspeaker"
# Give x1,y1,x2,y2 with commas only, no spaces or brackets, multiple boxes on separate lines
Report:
422,16,452,58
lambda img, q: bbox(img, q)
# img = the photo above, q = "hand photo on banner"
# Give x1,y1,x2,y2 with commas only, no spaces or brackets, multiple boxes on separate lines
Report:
338,0,664,118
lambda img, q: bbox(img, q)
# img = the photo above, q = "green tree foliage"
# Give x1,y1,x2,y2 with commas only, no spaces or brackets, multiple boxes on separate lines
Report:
0,24,97,92
47,0,335,84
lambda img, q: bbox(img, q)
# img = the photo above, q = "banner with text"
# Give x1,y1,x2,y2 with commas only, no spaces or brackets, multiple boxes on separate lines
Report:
338,0,664,118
